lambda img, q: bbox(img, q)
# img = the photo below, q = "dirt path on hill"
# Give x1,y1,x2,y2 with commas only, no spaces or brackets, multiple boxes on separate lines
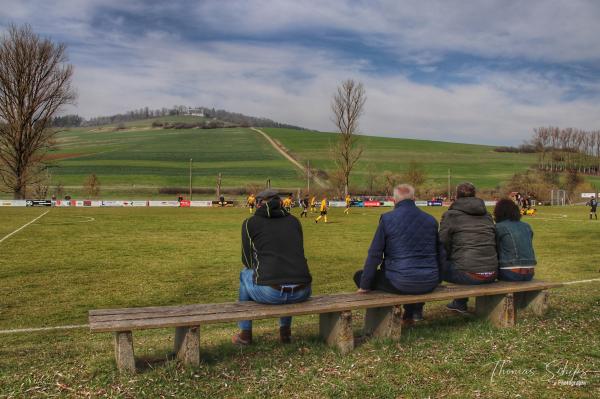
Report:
250,127,328,189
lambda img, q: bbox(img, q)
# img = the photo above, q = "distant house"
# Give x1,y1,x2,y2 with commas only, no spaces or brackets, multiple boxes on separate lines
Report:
187,107,204,117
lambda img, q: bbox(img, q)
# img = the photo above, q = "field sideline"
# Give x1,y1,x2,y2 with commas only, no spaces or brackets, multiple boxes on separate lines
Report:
0,206,598,397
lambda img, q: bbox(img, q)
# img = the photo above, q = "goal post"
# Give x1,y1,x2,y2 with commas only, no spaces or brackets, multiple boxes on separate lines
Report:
550,189,566,206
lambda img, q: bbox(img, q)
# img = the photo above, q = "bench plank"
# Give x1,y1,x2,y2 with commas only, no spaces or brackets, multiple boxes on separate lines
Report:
89,281,562,333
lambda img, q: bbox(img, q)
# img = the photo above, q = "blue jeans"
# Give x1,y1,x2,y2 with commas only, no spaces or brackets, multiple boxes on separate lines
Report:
443,262,496,305
238,268,311,330
498,269,534,281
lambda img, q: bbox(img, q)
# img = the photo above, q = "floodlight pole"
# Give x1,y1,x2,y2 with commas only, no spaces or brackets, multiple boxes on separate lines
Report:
217,173,222,198
189,158,193,200
447,169,451,199
307,160,310,193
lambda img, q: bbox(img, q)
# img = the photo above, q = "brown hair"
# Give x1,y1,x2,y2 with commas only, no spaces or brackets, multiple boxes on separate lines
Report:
494,198,521,222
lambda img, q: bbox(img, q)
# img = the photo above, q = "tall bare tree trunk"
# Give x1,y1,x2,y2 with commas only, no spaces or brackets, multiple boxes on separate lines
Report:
0,24,75,199
330,79,366,197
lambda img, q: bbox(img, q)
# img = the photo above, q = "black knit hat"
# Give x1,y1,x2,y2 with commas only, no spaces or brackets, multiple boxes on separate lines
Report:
256,189,280,201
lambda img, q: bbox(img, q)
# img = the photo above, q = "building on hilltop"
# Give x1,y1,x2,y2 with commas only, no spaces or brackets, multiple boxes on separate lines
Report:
187,107,205,117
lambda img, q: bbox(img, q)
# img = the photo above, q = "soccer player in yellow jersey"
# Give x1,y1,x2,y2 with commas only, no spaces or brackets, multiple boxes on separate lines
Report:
310,196,316,213
247,193,256,214
283,195,292,213
315,196,328,223
344,194,351,215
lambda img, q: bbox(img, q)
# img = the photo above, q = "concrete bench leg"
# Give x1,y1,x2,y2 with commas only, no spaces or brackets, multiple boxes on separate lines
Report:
174,326,200,367
475,293,516,328
363,305,402,340
114,331,136,373
319,311,354,354
515,290,549,316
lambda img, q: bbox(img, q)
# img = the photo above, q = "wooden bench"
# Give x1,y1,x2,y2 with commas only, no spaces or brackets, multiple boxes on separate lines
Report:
89,280,562,373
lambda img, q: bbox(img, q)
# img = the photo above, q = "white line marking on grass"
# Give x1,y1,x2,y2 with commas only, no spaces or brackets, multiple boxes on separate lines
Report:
0,210,49,244
0,324,88,334
563,278,600,285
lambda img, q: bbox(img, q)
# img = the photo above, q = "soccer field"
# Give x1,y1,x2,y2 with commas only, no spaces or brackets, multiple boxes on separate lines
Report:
0,206,598,397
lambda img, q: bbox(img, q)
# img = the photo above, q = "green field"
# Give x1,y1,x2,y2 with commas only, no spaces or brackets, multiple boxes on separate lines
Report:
47,127,304,198
0,206,598,397
17,121,546,200
264,128,539,191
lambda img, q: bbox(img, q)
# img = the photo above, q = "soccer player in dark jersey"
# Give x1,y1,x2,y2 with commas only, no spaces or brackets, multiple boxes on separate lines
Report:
587,196,598,220
300,195,309,218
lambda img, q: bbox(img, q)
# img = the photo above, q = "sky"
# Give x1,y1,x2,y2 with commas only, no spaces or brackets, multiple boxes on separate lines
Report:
1,0,599,145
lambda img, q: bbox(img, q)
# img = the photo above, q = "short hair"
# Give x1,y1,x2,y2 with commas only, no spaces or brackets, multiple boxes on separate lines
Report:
494,198,521,222
393,184,415,202
456,182,476,198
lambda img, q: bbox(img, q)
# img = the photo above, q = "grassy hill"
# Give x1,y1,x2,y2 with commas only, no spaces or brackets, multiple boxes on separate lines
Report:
46,126,304,198
263,128,539,192
21,120,549,199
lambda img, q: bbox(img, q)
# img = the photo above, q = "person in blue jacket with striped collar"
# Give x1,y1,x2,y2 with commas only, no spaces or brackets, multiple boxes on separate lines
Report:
353,184,444,322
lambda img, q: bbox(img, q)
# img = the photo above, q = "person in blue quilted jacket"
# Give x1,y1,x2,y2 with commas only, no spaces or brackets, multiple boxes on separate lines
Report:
353,184,445,323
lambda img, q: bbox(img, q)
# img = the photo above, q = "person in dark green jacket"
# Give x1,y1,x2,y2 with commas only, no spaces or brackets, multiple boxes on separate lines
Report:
494,199,536,281
439,182,498,313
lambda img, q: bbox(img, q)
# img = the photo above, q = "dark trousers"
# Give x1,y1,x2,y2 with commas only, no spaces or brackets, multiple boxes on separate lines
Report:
353,270,436,315
442,262,496,305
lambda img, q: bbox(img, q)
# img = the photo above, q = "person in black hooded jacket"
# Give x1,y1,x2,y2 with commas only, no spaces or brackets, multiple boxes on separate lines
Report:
439,182,498,313
233,189,312,345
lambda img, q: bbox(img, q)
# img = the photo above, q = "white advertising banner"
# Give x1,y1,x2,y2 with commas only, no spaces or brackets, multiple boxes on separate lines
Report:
190,201,213,207
415,201,428,207
581,193,597,198
328,201,346,207
382,201,394,207
119,201,147,207
148,200,180,207
484,201,498,206
53,200,71,207
0,200,27,207
102,200,125,207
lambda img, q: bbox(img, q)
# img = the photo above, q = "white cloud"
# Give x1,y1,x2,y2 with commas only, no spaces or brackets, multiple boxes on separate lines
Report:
61,36,600,145
2,0,600,145
193,0,600,63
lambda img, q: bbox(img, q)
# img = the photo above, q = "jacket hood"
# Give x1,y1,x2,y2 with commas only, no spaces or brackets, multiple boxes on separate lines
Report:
450,197,488,216
255,198,289,218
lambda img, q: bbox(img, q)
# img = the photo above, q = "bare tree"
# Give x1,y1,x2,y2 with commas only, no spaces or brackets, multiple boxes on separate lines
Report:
31,169,50,199
54,181,64,199
365,163,379,195
83,174,100,198
0,24,75,199
402,161,427,194
330,79,366,196
382,170,400,196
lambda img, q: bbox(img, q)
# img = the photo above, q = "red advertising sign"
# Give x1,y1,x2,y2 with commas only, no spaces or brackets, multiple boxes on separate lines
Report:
363,201,381,207
180,200,191,207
